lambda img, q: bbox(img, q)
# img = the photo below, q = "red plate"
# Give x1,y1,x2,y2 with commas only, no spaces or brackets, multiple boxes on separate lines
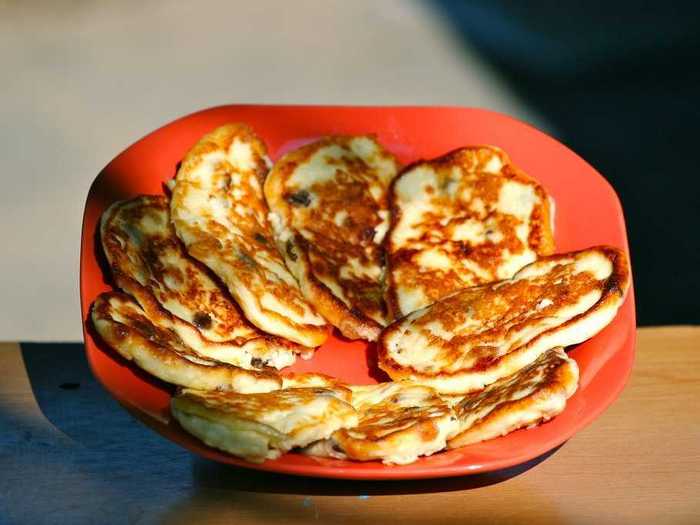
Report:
80,105,636,479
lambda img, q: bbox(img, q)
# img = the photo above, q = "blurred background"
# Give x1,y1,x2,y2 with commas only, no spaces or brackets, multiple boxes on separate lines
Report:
1,0,697,341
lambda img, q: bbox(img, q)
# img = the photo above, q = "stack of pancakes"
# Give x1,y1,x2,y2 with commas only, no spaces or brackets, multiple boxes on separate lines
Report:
92,124,630,465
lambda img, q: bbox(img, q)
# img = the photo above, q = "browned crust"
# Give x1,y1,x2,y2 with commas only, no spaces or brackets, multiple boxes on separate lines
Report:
331,386,453,461
384,145,555,320
172,124,329,347
378,246,630,385
448,350,578,448
179,123,270,187
291,233,382,341
264,136,397,341
332,415,446,462
91,291,282,392
114,272,307,359
100,195,310,355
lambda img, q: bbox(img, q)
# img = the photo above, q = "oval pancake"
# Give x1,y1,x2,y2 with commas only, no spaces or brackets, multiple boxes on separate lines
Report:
448,348,579,448
100,195,308,369
387,146,555,318
170,124,328,347
171,386,358,463
307,382,458,465
379,246,630,394
91,292,282,393
265,136,399,341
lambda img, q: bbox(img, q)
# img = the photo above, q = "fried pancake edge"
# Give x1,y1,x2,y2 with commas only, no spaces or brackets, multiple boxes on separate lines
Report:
448,348,579,448
91,292,282,393
378,246,630,394
170,123,329,347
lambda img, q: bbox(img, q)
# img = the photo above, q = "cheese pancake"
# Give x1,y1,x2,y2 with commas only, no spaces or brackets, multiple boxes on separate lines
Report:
265,136,399,341
379,246,630,394
171,387,358,463
100,195,308,370
170,124,328,347
91,292,282,393
448,348,578,448
387,146,555,317
307,383,458,465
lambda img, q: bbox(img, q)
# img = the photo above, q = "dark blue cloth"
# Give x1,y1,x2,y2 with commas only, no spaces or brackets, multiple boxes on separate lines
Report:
431,0,700,325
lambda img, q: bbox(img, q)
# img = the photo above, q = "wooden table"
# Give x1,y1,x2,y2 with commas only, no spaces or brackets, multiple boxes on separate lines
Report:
1,327,698,524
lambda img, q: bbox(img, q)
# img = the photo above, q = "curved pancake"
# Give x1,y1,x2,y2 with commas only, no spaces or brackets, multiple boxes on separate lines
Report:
281,372,351,397
379,246,630,394
387,146,555,317
265,136,399,340
170,124,328,347
91,292,282,393
309,383,457,465
448,348,578,448
171,387,358,463
100,195,309,369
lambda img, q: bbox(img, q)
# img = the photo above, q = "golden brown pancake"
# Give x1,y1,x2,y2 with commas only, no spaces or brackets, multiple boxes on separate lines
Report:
448,348,579,448
171,386,358,463
386,146,555,318
91,292,282,393
305,382,458,465
379,246,629,394
265,136,399,340
100,195,309,369
170,124,328,347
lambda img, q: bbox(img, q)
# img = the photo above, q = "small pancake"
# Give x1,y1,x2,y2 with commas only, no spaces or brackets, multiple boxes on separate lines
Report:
171,387,358,463
170,124,328,347
100,195,308,369
306,382,458,465
379,246,630,394
91,292,282,393
265,136,399,340
448,348,579,448
387,146,555,317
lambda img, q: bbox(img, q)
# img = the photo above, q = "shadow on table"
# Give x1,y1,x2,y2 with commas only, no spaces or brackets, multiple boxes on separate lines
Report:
189,445,561,496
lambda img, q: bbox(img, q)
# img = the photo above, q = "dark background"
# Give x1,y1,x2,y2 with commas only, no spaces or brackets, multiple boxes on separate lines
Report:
431,0,700,325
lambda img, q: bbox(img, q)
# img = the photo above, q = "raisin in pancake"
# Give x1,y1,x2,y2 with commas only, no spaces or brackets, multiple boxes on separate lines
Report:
387,146,555,318
171,387,358,463
448,348,578,448
306,382,458,465
265,136,399,341
379,246,630,394
170,124,328,347
100,195,308,369
91,292,282,393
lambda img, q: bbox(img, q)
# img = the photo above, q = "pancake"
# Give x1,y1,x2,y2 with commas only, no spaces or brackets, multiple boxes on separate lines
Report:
386,146,555,318
91,292,282,393
265,136,399,340
305,382,458,465
170,124,328,347
379,246,630,394
100,195,308,369
171,386,358,463
448,348,579,448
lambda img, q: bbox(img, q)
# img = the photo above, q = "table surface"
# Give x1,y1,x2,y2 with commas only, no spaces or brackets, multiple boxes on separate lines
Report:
1,326,698,524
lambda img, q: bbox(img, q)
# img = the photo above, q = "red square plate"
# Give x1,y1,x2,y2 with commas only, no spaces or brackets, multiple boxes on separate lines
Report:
80,105,636,479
